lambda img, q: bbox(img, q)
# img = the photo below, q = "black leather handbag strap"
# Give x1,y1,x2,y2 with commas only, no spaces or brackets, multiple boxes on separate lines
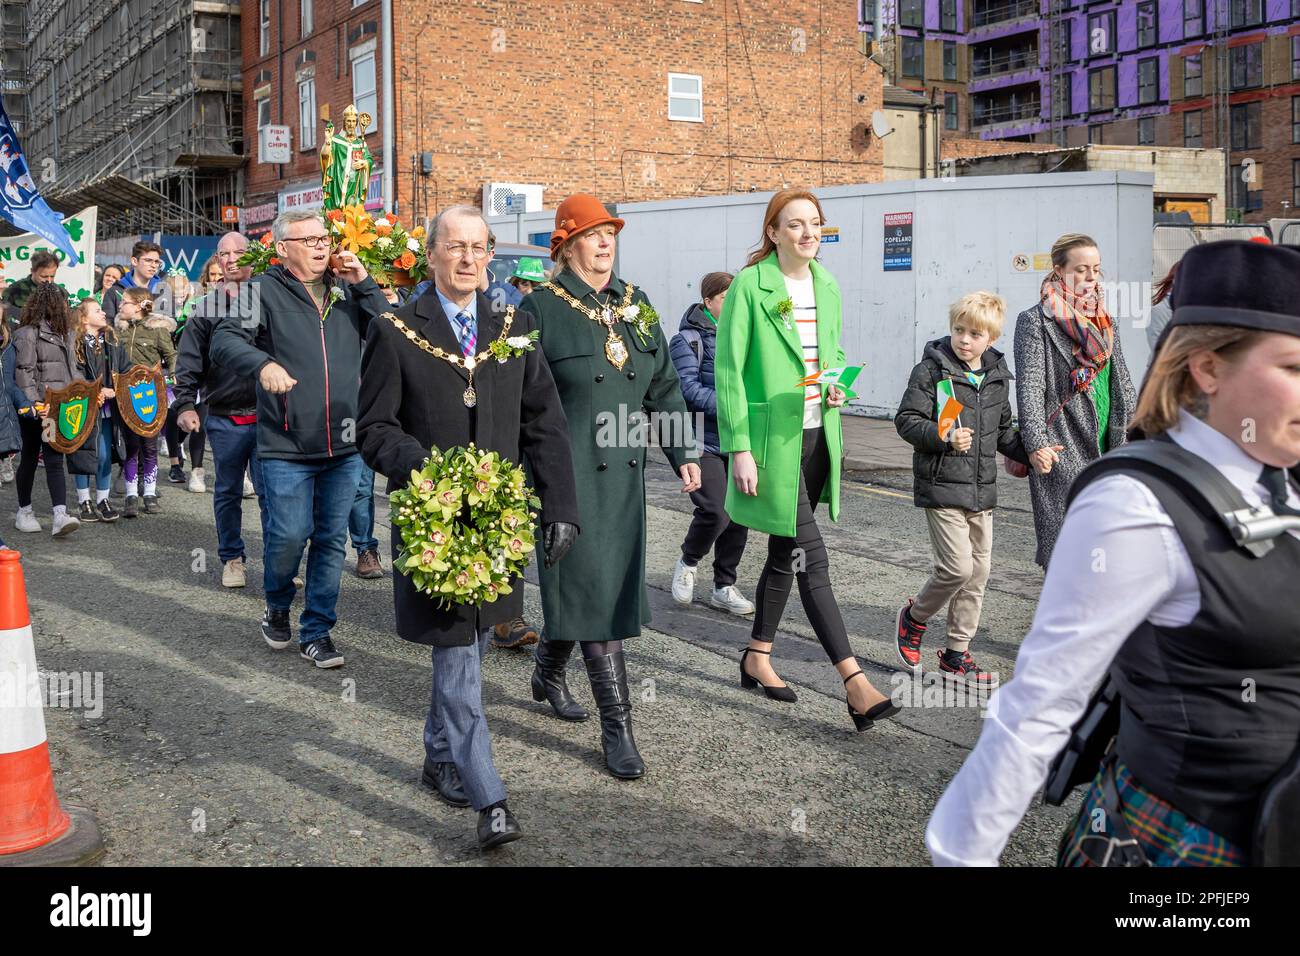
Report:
1069,437,1285,557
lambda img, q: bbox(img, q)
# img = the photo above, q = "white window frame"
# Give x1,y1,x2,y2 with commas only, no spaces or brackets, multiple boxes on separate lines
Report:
301,0,313,37
298,78,317,150
667,72,703,123
260,0,271,57
256,96,270,131
350,43,378,135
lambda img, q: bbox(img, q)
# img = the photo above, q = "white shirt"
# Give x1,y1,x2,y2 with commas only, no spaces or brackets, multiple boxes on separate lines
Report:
784,273,820,429
924,410,1300,866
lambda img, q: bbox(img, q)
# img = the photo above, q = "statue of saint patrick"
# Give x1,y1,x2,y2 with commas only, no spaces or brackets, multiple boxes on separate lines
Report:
319,105,373,210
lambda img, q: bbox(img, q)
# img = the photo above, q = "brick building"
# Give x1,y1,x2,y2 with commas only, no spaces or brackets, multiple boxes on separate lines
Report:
395,0,884,218
242,0,388,234
242,0,883,230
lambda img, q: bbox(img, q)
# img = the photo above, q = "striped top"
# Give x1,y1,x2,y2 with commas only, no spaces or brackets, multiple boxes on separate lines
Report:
785,272,821,429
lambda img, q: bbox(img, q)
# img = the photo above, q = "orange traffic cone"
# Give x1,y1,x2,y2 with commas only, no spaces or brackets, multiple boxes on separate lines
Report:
0,550,104,866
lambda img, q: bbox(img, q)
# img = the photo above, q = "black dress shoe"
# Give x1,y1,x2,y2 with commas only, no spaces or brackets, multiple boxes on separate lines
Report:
421,758,470,808
477,801,522,851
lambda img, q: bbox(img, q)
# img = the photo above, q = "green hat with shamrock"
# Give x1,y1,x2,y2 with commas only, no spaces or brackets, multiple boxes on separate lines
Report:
511,257,547,283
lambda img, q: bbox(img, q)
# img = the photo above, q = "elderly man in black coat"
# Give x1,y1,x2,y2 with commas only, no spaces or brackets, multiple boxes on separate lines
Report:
357,205,579,851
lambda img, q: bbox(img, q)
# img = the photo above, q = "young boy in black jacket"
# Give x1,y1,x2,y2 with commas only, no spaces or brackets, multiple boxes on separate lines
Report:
893,291,1033,685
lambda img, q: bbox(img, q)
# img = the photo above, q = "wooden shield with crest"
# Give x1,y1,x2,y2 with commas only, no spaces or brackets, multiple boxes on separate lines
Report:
42,379,101,455
114,363,168,438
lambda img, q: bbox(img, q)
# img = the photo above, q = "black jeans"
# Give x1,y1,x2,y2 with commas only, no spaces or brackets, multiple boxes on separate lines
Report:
164,403,207,468
16,415,67,509
751,427,852,665
681,450,749,588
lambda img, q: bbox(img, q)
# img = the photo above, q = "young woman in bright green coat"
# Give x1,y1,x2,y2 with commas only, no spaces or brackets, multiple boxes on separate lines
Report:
715,188,901,732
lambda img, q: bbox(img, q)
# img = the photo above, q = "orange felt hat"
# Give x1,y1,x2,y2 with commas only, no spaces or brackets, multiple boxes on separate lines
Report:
551,194,624,255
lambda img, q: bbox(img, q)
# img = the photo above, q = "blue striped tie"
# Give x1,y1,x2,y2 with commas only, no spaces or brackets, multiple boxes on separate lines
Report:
456,310,477,356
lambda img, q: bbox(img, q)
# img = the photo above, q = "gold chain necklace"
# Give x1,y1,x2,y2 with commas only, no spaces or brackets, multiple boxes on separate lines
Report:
541,280,636,370
385,306,515,408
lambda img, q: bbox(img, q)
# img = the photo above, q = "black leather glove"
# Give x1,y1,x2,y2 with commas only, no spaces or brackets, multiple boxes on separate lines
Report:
542,521,578,568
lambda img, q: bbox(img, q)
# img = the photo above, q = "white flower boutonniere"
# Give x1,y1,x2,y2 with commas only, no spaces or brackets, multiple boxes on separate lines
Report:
625,301,660,345
488,329,541,363
321,285,345,320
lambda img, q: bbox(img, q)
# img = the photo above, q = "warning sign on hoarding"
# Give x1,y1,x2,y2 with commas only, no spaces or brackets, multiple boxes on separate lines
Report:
883,212,913,272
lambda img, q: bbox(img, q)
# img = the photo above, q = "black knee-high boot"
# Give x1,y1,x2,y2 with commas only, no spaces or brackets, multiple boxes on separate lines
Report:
584,651,645,779
531,634,589,721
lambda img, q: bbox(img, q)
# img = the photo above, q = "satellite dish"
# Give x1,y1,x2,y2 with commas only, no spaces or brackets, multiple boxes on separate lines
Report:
870,111,895,139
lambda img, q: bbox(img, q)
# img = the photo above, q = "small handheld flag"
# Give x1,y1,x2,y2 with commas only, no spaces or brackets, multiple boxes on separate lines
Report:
795,365,863,401
936,379,965,441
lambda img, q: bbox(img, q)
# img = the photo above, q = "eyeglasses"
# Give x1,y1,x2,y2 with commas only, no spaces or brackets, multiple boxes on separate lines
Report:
282,236,331,249
137,257,162,266
439,242,493,260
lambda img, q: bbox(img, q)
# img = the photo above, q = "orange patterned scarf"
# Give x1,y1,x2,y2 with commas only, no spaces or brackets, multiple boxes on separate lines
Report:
1040,272,1114,392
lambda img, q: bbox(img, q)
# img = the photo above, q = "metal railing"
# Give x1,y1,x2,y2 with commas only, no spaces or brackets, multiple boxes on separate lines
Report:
971,46,1039,78
972,100,1042,127
972,0,1040,28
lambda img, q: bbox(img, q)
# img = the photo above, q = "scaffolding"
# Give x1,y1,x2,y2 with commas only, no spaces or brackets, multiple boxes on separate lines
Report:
0,0,28,133
20,0,243,238
1046,0,1069,147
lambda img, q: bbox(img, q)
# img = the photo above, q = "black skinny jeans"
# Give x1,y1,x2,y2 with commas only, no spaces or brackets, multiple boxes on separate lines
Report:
16,415,67,509
680,450,749,587
751,426,853,665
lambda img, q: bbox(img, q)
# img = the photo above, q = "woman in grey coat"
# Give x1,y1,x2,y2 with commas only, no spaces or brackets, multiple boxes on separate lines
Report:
1013,233,1137,568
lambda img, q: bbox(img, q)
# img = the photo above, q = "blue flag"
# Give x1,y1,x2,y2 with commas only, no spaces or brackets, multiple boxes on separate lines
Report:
0,97,78,262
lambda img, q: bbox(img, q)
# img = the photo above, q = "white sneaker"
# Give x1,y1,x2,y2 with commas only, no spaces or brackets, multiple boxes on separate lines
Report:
188,467,207,493
51,511,80,537
242,474,256,498
14,507,41,533
711,585,756,616
671,557,696,605
222,557,247,588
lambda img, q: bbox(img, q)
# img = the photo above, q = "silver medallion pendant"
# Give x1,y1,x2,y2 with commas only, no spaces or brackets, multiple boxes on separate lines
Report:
463,386,477,408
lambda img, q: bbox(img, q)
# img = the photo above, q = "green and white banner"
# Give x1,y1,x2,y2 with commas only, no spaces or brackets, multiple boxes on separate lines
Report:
0,205,97,303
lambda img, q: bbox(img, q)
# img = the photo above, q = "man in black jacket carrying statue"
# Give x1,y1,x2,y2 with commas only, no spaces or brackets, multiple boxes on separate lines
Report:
211,209,390,668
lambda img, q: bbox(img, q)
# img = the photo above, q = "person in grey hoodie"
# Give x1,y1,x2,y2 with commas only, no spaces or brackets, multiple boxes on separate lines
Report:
668,271,753,616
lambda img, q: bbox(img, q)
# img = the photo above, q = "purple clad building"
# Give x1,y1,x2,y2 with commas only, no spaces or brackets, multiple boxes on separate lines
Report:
861,1,1300,222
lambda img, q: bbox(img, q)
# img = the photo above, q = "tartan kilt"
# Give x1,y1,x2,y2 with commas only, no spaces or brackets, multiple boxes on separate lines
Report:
1057,759,1246,867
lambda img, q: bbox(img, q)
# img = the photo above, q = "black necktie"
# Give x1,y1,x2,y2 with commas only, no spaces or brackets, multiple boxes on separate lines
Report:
1259,466,1300,517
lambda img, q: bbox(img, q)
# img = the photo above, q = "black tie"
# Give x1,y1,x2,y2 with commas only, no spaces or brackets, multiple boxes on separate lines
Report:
1259,466,1300,517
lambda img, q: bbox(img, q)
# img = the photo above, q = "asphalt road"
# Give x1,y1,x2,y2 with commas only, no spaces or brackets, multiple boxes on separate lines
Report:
3,451,1080,866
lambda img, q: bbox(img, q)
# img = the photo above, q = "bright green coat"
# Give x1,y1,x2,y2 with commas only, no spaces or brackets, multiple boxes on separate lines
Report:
715,252,846,538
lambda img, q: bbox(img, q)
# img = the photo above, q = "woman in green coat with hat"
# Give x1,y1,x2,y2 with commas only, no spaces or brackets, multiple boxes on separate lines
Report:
521,193,701,779
715,188,900,732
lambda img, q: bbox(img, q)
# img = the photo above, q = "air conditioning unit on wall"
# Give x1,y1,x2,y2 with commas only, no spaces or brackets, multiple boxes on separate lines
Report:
483,183,545,216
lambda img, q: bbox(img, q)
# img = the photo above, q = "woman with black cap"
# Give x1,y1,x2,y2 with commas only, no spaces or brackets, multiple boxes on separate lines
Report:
926,240,1300,866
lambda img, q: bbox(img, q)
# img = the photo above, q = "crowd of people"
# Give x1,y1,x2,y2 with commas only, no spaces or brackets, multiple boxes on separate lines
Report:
0,188,1296,863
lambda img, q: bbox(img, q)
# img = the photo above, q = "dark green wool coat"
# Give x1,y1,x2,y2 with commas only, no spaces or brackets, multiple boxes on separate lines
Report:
520,270,694,642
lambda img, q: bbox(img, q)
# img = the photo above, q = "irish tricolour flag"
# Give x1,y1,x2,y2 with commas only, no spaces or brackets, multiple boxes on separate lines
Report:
936,379,965,440
795,365,863,400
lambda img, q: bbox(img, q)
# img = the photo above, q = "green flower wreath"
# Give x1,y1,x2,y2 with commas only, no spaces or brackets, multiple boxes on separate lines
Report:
389,444,541,608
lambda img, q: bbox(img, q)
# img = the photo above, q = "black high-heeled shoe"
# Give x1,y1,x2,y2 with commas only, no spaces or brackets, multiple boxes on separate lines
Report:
844,669,902,732
740,647,798,703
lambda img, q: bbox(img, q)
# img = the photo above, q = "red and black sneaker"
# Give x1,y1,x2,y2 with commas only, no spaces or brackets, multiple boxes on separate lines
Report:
937,649,999,686
895,600,926,673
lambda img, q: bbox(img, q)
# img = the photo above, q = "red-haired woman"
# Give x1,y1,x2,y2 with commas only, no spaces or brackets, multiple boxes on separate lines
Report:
714,188,900,731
